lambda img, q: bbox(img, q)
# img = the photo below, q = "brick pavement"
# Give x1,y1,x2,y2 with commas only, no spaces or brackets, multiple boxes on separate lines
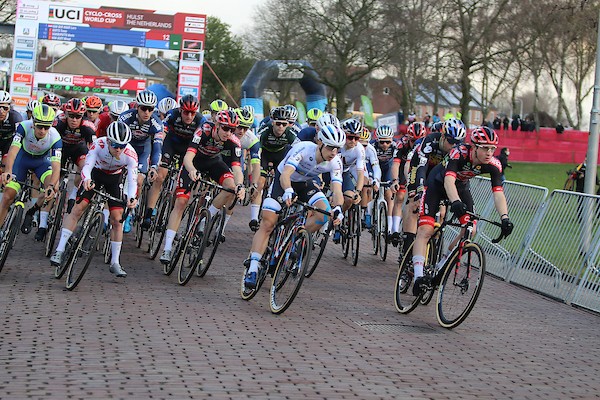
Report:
0,215,599,399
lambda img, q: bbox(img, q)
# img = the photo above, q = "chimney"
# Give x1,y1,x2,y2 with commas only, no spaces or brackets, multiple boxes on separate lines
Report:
149,54,156,60
132,48,139,56
105,44,112,53
157,51,164,58
40,46,48,60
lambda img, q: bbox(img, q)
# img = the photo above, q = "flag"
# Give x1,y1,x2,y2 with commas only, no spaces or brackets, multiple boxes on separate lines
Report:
295,101,306,124
361,95,374,128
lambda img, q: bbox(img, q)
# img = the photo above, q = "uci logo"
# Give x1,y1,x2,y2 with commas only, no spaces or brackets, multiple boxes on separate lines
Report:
49,6,83,23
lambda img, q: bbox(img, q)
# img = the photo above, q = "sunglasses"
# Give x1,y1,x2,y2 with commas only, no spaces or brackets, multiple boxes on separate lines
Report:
274,121,288,127
109,140,127,149
220,126,235,133
0,106,9,111
35,124,51,130
346,136,359,141
379,141,392,145
325,145,341,151
68,113,83,119
237,126,249,131
476,144,497,153
445,135,461,145
87,109,99,113
139,105,154,112
182,110,197,115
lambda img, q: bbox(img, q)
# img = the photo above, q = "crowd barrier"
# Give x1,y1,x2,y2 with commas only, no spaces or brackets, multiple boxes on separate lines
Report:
469,177,600,313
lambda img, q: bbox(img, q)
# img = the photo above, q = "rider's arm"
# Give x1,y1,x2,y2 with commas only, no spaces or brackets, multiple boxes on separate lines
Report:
443,173,460,203
279,165,295,191
125,151,139,200
48,139,63,188
183,149,197,177
3,143,20,175
493,191,509,218
80,143,98,182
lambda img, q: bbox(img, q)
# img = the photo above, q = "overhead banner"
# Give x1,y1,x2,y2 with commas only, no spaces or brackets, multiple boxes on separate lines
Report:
34,72,146,95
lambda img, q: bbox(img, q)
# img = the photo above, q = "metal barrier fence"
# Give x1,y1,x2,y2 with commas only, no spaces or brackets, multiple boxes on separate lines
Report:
468,177,600,313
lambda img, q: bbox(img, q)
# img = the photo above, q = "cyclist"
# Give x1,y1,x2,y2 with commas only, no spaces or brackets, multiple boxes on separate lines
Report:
50,121,138,277
297,111,336,142
96,100,129,138
200,99,228,126
84,95,103,130
0,104,61,239
23,99,40,121
284,104,301,135
300,108,323,130
371,125,398,240
118,90,163,232
401,118,466,257
359,127,381,229
230,108,262,231
332,118,365,243
243,124,346,289
411,126,514,296
0,91,23,164
157,97,178,120
41,93,62,116
388,121,427,246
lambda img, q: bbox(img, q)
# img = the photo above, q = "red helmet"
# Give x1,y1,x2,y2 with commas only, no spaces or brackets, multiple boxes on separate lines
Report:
64,98,86,115
470,126,498,146
85,95,103,111
42,93,61,107
215,110,239,128
407,122,427,140
179,94,199,112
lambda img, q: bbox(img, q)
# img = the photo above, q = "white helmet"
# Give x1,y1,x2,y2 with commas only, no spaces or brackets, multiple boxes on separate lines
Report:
317,113,340,130
376,125,394,139
135,90,157,107
158,97,178,114
27,99,40,112
106,121,132,145
242,104,255,116
109,100,129,117
317,124,346,148
0,91,11,104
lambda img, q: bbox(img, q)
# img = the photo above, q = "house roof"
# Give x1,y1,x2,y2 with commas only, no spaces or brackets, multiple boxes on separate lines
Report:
148,58,178,72
69,48,157,77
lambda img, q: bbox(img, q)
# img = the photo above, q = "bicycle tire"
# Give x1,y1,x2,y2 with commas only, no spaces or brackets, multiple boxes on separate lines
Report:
65,213,103,290
341,213,350,259
240,245,272,301
350,205,361,266
102,228,111,264
270,228,312,314
420,234,442,306
0,204,22,272
436,243,485,329
305,222,332,278
135,182,149,248
45,190,66,257
178,208,210,285
394,241,421,314
165,199,196,276
370,207,378,255
149,195,172,259
197,207,225,277
378,202,388,261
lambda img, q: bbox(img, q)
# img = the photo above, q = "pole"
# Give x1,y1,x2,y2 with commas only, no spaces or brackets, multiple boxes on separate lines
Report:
584,8,600,195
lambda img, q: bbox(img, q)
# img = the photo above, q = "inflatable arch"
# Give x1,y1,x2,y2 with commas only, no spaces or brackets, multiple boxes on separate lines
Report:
240,60,328,124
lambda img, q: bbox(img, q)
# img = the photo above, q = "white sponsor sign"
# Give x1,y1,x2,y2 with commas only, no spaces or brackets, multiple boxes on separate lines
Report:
178,60,202,74
178,74,200,86
13,61,35,73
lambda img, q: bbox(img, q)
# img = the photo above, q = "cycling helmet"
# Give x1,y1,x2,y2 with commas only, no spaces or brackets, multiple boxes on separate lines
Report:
64,98,86,115
215,109,239,128
317,124,346,148
158,97,178,114
179,94,199,112
306,108,324,123
430,121,444,133
26,99,40,112
210,99,228,112
109,100,129,117
85,95,103,111
0,90,11,104
470,126,499,146
135,90,157,107
443,118,466,142
242,105,255,116
407,122,427,140
235,108,254,128
32,104,56,126
284,104,298,122
270,106,290,122
41,93,61,108
360,127,371,142
341,118,363,136
317,113,341,130
106,121,132,145
128,101,138,109
376,125,394,140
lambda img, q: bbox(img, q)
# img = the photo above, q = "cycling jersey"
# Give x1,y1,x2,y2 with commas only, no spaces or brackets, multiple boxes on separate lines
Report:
362,142,382,181
340,144,365,174
297,126,317,142
238,129,260,163
442,144,503,188
13,120,62,161
164,109,202,142
258,124,298,153
118,108,163,170
95,112,113,138
407,131,445,193
0,110,23,141
81,137,138,200
188,122,241,161
278,141,343,184
53,114,96,146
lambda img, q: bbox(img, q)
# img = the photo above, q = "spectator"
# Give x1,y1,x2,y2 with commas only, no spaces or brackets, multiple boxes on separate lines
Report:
498,147,511,183
511,114,520,131
423,113,431,127
432,113,440,124
556,122,564,134
493,116,501,130
503,116,509,130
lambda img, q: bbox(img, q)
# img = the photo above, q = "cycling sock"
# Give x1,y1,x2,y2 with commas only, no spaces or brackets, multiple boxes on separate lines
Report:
164,229,176,252
387,215,393,233
110,241,122,265
103,209,110,225
208,205,219,217
56,228,73,252
28,197,38,209
392,216,402,233
250,204,260,220
69,187,78,200
248,252,261,274
39,211,49,229
412,255,425,280
223,214,231,230
366,200,373,216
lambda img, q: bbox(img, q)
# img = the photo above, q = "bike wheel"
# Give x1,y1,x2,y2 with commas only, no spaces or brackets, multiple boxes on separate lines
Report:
45,191,66,257
436,243,486,329
394,241,421,314
378,202,388,261
178,208,210,285
240,245,272,301
165,199,195,276
563,177,575,191
135,183,149,248
350,206,361,266
149,195,172,259
341,214,350,259
371,209,378,255
305,222,331,278
65,213,103,290
102,228,111,264
197,207,225,277
270,228,312,315
0,205,22,272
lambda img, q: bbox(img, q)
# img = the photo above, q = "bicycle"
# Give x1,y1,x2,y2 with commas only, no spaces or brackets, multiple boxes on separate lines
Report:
394,211,505,329
0,177,37,273
54,186,129,290
369,181,392,261
241,200,329,314
134,174,151,248
340,198,362,266
45,163,77,257
304,219,332,278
